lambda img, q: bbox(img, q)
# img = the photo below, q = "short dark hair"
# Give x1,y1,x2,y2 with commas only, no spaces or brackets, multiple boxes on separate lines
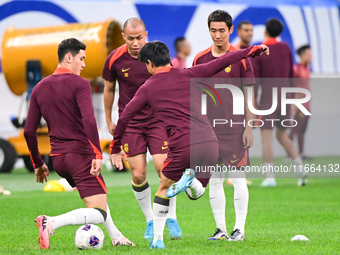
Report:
297,44,311,56
265,18,284,38
174,37,186,53
123,17,146,33
208,10,233,29
58,38,86,63
237,20,252,30
138,41,171,67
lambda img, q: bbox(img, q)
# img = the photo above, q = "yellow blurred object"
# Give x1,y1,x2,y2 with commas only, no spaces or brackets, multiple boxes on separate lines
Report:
43,180,66,192
1,19,124,96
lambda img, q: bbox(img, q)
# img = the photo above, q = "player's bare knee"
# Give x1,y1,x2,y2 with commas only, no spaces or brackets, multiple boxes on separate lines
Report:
131,170,147,185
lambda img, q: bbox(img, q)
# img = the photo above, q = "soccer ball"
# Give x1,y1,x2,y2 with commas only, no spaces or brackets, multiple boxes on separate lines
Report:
74,224,105,250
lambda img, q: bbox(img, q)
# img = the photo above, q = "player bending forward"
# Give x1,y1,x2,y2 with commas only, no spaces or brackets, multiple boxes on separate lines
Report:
111,41,268,249
24,38,135,249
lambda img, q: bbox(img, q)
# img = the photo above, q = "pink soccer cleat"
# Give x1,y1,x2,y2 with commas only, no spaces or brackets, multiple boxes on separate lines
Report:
35,215,54,249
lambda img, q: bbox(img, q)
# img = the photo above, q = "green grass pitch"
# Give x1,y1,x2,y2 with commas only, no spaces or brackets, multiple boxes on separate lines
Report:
0,156,339,254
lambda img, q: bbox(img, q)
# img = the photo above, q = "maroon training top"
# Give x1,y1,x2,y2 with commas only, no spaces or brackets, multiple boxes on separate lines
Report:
111,46,264,153
193,44,255,135
252,38,294,109
102,44,155,127
24,67,102,168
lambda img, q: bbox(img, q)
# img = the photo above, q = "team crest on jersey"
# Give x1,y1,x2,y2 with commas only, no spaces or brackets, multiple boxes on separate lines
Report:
122,68,130,78
225,65,232,73
162,141,168,150
124,143,129,153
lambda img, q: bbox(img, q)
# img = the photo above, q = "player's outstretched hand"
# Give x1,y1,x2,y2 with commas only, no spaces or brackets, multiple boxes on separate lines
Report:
111,151,127,170
107,121,116,136
260,45,270,55
90,159,102,176
35,163,49,183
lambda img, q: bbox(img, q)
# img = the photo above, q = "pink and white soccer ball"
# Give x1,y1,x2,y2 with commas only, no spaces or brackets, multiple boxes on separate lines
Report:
74,224,105,249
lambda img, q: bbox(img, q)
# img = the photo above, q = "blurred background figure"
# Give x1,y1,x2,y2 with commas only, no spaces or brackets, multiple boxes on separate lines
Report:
235,21,253,49
289,45,312,161
171,37,191,68
252,18,306,187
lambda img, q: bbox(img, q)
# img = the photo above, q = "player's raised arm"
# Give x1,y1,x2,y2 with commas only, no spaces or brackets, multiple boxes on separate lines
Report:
190,45,268,78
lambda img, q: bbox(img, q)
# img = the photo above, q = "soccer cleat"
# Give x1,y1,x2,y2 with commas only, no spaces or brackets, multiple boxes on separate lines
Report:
260,178,277,187
144,220,154,241
112,237,136,247
166,218,182,239
150,239,165,249
208,228,229,240
166,168,195,198
228,229,245,241
35,215,54,249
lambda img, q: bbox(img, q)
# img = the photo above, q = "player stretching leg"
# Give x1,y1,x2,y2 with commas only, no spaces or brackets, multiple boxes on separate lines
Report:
24,38,134,249
193,10,256,241
111,41,268,249
102,18,181,240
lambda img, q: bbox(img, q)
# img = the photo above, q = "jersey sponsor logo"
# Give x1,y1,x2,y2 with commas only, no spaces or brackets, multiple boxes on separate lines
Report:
161,141,168,150
124,143,129,153
122,68,130,72
225,65,232,73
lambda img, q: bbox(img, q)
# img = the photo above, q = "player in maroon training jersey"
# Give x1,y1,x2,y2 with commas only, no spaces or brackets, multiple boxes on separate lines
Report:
102,18,181,240
111,41,267,249
252,19,307,187
193,10,255,242
24,38,134,249
289,45,312,160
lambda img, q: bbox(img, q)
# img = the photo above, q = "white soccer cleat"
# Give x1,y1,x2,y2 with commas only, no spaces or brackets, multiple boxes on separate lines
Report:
228,229,245,241
260,178,277,187
208,228,229,240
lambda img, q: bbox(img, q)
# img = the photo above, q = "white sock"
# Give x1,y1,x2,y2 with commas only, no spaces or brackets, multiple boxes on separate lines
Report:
167,196,177,219
187,178,205,199
49,208,105,230
153,195,169,242
293,157,304,174
230,171,248,234
103,205,124,240
209,171,226,232
264,162,275,179
132,180,153,222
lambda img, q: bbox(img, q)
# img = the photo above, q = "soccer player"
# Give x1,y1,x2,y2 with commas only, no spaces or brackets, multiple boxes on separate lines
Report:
102,18,181,240
252,19,307,186
111,41,268,249
289,45,312,160
24,38,134,249
193,10,255,241
235,21,253,49
171,37,191,68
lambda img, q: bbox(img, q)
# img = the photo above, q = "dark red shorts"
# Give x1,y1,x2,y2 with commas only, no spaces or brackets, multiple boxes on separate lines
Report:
217,133,250,168
122,121,168,156
52,153,107,199
161,141,219,187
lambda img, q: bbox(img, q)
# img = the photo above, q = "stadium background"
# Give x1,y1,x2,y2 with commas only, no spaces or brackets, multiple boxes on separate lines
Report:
0,0,339,159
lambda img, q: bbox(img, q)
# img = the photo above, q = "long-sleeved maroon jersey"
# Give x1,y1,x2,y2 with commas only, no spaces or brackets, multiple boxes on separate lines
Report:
24,67,102,168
